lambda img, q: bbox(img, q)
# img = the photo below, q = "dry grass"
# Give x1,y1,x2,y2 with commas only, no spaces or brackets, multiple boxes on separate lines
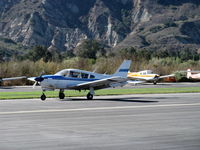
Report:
1,57,200,85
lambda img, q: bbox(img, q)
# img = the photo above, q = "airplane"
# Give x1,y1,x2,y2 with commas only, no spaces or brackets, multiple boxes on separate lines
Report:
186,69,200,80
0,76,27,85
28,60,132,100
128,70,174,84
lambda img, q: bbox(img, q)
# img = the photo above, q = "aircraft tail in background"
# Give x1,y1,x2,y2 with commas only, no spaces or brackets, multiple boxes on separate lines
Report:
113,60,131,78
187,69,192,79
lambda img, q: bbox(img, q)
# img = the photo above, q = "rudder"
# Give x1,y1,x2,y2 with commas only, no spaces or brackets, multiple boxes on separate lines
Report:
113,60,131,77
187,69,192,79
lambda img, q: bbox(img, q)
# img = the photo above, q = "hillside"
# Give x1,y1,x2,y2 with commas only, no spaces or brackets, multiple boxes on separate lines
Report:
0,37,28,61
0,0,200,53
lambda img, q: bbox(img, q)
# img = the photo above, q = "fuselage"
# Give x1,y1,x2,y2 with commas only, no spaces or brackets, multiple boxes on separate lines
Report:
188,74,200,79
128,70,159,81
187,69,200,79
40,69,111,90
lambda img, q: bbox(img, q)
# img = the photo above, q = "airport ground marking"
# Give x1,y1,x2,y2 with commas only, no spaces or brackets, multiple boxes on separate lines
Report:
0,102,200,115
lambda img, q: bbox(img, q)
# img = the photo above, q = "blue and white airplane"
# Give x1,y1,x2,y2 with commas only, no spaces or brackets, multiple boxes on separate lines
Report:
28,60,132,100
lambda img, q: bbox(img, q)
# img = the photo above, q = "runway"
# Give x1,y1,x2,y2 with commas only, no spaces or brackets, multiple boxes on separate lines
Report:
0,93,200,150
1,82,200,92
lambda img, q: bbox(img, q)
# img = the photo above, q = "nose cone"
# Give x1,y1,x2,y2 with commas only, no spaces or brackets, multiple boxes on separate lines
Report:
35,76,44,82
27,77,36,82
154,74,160,79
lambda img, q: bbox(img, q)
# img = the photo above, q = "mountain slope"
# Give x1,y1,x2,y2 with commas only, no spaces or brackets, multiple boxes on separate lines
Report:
116,0,200,51
0,0,200,52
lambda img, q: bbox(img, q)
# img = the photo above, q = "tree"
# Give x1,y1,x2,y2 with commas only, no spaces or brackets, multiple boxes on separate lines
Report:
74,40,106,59
116,47,137,59
28,46,47,62
28,46,63,62
179,48,199,61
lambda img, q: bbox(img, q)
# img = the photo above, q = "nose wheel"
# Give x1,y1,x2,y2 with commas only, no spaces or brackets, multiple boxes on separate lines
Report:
41,93,46,101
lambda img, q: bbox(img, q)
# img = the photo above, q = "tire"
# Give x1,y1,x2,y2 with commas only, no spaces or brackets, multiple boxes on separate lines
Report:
41,94,46,101
87,93,93,100
59,92,65,99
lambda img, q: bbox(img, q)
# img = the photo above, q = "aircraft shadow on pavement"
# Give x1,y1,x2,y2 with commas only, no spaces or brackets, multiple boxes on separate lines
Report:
60,97,159,103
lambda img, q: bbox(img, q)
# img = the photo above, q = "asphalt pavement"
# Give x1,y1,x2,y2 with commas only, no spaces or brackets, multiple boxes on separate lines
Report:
0,93,200,150
1,82,200,92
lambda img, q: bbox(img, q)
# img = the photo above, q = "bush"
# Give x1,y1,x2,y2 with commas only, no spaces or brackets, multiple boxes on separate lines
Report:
27,46,63,62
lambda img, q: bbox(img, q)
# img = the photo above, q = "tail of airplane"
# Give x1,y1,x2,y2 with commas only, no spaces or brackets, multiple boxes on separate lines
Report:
113,60,131,77
187,69,192,79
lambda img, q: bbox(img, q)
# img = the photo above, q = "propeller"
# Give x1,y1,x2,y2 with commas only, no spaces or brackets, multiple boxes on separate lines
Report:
28,76,44,88
153,75,160,84
154,75,160,79
33,81,37,89
28,70,46,88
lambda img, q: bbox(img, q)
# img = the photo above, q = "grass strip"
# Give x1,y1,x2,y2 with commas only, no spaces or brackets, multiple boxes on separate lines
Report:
0,87,200,100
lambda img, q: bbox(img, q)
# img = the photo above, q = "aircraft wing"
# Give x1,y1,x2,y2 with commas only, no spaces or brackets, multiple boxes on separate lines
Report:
159,74,175,79
127,80,146,85
128,74,175,80
68,76,127,90
128,76,149,81
180,70,200,73
1,76,27,81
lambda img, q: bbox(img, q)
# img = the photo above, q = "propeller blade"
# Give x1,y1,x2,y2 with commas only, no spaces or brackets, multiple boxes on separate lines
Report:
33,82,37,89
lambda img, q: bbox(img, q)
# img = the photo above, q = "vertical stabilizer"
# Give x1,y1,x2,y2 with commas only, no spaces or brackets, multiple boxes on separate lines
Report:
187,69,192,79
113,60,131,77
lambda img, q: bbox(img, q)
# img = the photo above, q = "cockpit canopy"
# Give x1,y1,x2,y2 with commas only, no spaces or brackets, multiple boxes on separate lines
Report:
55,69,95,79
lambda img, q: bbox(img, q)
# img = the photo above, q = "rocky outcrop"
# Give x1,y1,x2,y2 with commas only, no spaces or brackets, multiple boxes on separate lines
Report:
0,0,200,52
116,0,200,51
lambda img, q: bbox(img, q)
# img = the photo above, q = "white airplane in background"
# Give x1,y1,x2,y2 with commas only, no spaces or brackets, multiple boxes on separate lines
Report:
128,70,174,84
0,76,26,85
186,69,200,79
28,60,132,100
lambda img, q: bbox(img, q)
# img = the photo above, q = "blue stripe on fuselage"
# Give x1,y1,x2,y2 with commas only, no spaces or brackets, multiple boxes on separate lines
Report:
42,75,99,81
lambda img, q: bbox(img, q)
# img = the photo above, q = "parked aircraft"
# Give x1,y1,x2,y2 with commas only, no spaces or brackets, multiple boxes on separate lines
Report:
128,70,174,84
186,69,200,79
28,60,132,100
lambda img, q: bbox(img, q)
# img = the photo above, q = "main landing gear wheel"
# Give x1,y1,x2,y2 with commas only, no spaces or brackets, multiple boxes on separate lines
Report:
41,93,46,101
59,92,65,99
87,93,93,100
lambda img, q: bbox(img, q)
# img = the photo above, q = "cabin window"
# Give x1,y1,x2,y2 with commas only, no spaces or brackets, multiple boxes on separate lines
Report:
90,75,95,79
81,73,89,79
63,71,70,77
69,71,81,78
